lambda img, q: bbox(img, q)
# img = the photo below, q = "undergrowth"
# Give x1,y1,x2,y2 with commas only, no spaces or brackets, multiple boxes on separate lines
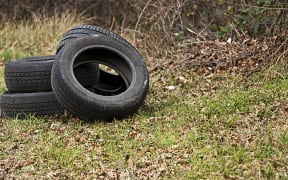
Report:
0,10,88,63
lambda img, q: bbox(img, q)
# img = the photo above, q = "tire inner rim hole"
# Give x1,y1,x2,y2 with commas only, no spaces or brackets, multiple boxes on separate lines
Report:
73,46,133,96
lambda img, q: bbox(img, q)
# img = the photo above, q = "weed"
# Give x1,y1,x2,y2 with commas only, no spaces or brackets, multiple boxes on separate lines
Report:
0,10,88,64
0,49,31,63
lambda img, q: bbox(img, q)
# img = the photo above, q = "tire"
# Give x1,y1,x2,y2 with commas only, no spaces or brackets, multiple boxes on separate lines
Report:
94,69,127,96
56,24,134,53
56,24,133,96
4,55,99,92
52,35,149,121
0,91,64,118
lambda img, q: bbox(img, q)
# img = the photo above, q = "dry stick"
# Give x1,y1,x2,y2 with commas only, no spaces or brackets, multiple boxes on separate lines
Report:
271,9,284,34
109,16,116,30
198,19,214,37
268,38,288,66
186,19,214,40
245,38,288,76
174,0,189,30
134,0,153,43
186,28,206,40
228,22,241,38
162,6,171,38
186,27,199,36
273,48,288,79
239,4,288,10
120,15,126,36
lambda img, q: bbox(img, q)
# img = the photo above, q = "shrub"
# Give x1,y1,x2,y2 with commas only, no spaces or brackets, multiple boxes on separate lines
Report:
0,0,287,39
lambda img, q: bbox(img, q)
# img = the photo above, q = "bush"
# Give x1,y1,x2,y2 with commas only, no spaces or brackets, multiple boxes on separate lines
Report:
0,0,287,39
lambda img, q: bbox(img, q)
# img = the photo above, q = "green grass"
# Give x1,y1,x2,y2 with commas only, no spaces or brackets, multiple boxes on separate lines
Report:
0,49,31,62
1,14,288,179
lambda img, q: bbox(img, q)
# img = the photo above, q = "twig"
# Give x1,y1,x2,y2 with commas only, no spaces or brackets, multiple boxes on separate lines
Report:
186,27,198,36
135,0,153,32
198,19,214,36
134,0,153,44
234,3,288,10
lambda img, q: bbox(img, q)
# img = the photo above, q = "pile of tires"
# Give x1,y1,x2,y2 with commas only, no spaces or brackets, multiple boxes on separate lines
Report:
0,25,149,121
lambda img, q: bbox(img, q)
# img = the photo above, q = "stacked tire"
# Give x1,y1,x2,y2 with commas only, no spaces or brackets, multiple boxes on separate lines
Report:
0,25,149,121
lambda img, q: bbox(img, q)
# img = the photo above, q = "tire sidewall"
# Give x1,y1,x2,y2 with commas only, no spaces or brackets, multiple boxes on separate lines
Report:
52,35,149,120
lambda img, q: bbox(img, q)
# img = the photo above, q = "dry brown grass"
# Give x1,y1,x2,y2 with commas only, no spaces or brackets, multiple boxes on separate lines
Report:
0,10,89,62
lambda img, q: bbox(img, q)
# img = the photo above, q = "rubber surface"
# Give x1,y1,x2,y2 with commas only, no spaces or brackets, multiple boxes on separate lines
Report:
56,24,133,96
0,91,64,118
52,35,149,121
5,56,54,92
56,24,135,53
93,69,127,96
4,55,99,92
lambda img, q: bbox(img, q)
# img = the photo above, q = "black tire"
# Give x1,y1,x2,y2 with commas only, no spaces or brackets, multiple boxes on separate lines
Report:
74,62,100,87
93,69,127,96
56,24,134,53
0,91,64,118
4,55,99,92
56,24,133,96
52,35,149,121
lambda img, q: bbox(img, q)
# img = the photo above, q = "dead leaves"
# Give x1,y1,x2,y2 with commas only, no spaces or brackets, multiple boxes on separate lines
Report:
148,37,287,78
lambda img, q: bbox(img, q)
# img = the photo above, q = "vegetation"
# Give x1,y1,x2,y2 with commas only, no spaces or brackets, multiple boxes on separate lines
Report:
0,1,287,179
1,0,287,39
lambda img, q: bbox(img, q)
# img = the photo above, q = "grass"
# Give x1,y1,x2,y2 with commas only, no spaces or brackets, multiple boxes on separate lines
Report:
1,13,288,179
0,10,88,62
